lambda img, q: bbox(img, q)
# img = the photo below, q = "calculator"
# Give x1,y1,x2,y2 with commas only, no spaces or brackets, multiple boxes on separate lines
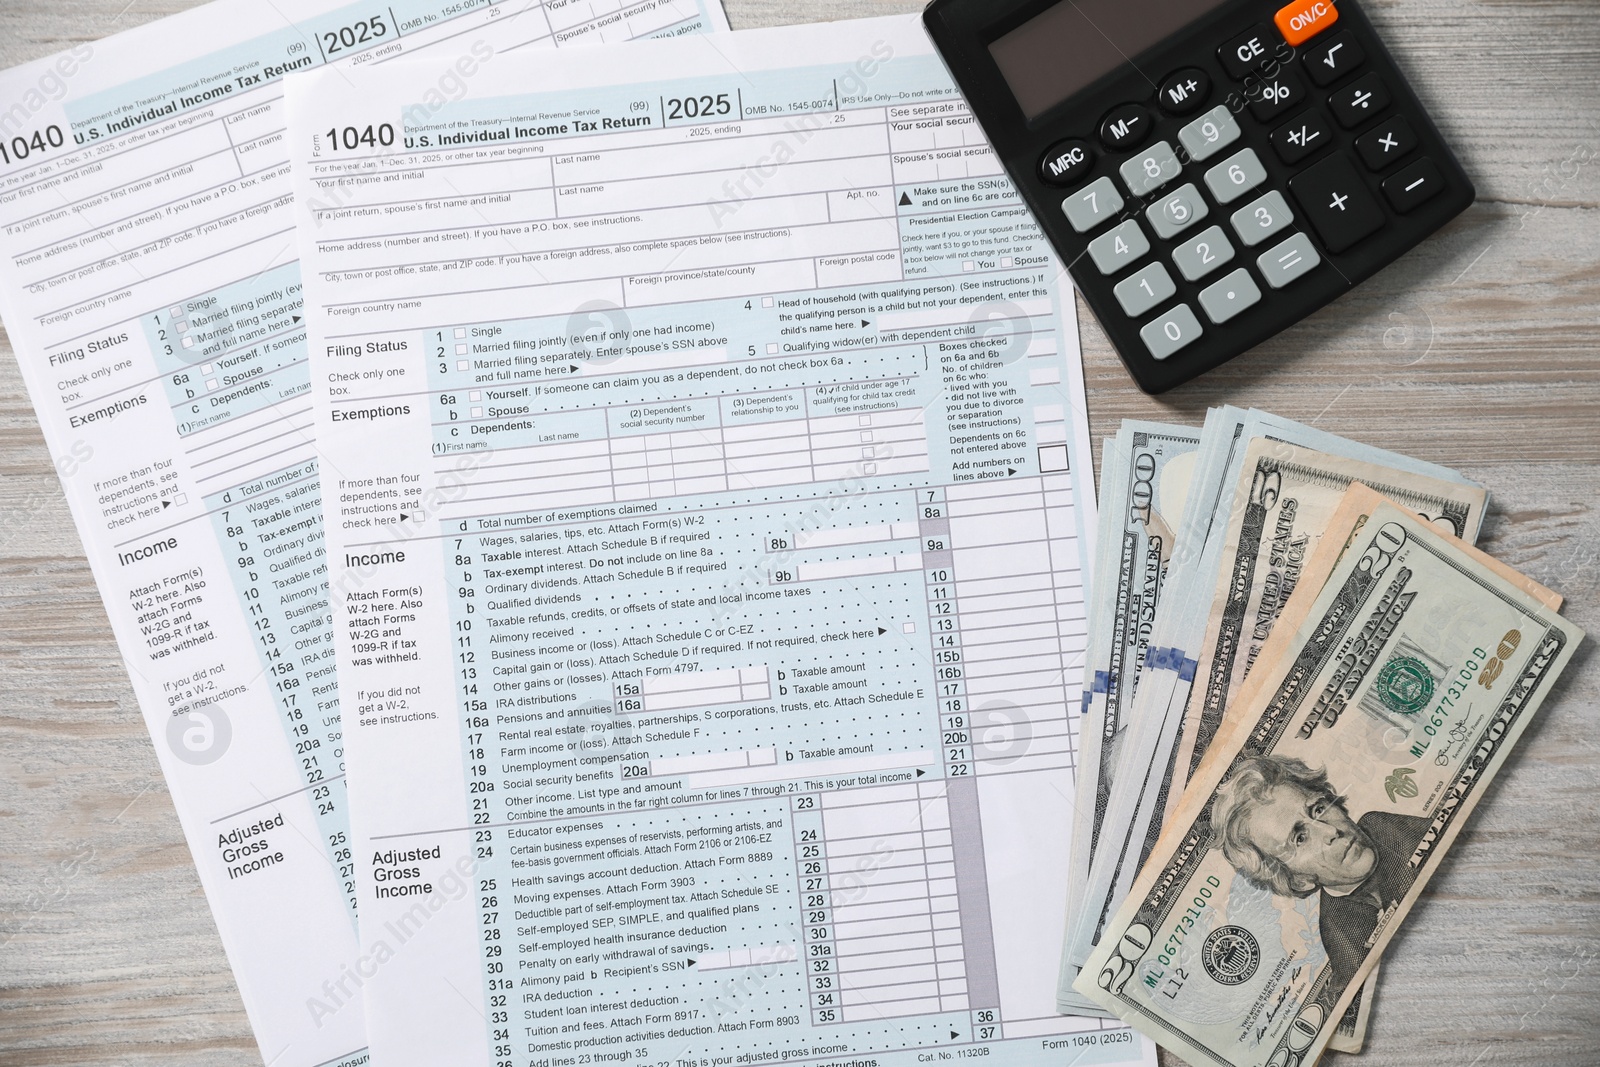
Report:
922,0,1474,393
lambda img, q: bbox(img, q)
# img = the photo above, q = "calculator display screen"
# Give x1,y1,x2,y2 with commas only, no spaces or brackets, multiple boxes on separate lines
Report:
989,0,1230,120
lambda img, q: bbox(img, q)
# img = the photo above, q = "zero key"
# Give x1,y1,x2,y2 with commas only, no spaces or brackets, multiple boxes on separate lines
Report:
1289,154,1385,253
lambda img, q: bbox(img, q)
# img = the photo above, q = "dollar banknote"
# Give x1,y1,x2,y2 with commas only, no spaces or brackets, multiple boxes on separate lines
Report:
1328,965,1376,1053
1069,412,1485,979
1059,436,1127,1016
1062,408,1250,983
1058,423,1202,1013
1166,438,1490,821
1074,485,1581,1067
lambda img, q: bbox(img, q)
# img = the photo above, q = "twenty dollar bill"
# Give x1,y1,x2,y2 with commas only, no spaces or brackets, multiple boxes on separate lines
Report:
1165,437,1490,817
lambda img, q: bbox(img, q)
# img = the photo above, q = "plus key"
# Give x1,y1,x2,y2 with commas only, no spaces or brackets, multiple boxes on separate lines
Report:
1288,154,1385,252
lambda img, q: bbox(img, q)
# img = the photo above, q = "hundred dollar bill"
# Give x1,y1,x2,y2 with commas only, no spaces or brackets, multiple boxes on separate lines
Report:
1074,485,1581,1067
1059,422,1203,1013
1165,438,1490,820
1064,410,1249,998
1059,436,1127,1015
1070,413,1482,978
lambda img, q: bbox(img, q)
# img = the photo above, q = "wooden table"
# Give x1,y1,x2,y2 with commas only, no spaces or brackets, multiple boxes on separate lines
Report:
0,1,1595,1064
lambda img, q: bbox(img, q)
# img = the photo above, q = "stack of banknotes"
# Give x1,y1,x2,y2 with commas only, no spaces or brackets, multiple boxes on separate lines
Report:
1056,407,1583,1067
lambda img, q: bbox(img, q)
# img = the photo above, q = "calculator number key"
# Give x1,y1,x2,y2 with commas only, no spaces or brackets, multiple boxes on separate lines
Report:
1171,225,1236,282
1114,262,1177,317
1329,72,1392,128
1120,140,1182,197
1230,190,1295,247
1289,153,1385,252
1178,105,1241,163
1146,183,1210,239
1198,268,1263,324
1304,30,1365,86
1271,109,1333,165
1355,116,1418,171
1204,148,1267,204
1256,232,1322,288
1062,176,1125,234
1087,219,1151,275
1140,304,1204,360
1247,70,1305,122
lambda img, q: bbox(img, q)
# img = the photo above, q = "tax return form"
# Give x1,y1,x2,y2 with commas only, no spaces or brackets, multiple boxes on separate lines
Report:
286,14,1152,1067
0,0,728,1064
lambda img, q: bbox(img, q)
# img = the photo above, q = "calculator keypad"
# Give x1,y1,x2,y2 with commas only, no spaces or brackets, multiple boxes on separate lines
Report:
1062,176,1125,233
1146,183,1210,239
1271,109,1333,163
1219,24,1277,79
1101,103,1154,150
1179,105,1242,161
1198,268,1263,323
1158,68,1212,114
1115,263,1178,316
1030,0,1462,374
1087,220,1151,274
1172,225,1237,282
1274,0,1340,45
1246,70,1305,121
1040,138,1095,186
1120,141,1183,196
1257,232,1322,288
1304,30,1365,85
1230,190,1295,246
1355,116,1417,170
1383,158,1444,212
1204,148,1268,203
1329,72,1391,127
1141,304,1205,360
1289,154,1384,252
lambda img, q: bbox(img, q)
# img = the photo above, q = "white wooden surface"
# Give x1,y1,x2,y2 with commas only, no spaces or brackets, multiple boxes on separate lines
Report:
0,1,1596,1064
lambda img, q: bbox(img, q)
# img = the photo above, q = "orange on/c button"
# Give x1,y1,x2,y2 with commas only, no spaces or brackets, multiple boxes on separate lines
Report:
1275,0,1339,45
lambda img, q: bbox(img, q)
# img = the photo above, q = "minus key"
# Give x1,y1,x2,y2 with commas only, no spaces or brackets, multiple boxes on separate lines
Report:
1382,157,1444,213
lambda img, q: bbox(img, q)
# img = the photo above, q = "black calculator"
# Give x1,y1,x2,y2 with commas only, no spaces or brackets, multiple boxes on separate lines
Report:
922,0,1474,393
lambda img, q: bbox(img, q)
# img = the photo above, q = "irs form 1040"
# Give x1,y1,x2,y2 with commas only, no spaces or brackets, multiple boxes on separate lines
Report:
0,0,727,1063
287,14,1155,1067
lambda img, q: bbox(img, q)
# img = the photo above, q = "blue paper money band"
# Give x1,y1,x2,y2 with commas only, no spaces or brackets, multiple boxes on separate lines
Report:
1146,646,1197,681
1083,670,1117,713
